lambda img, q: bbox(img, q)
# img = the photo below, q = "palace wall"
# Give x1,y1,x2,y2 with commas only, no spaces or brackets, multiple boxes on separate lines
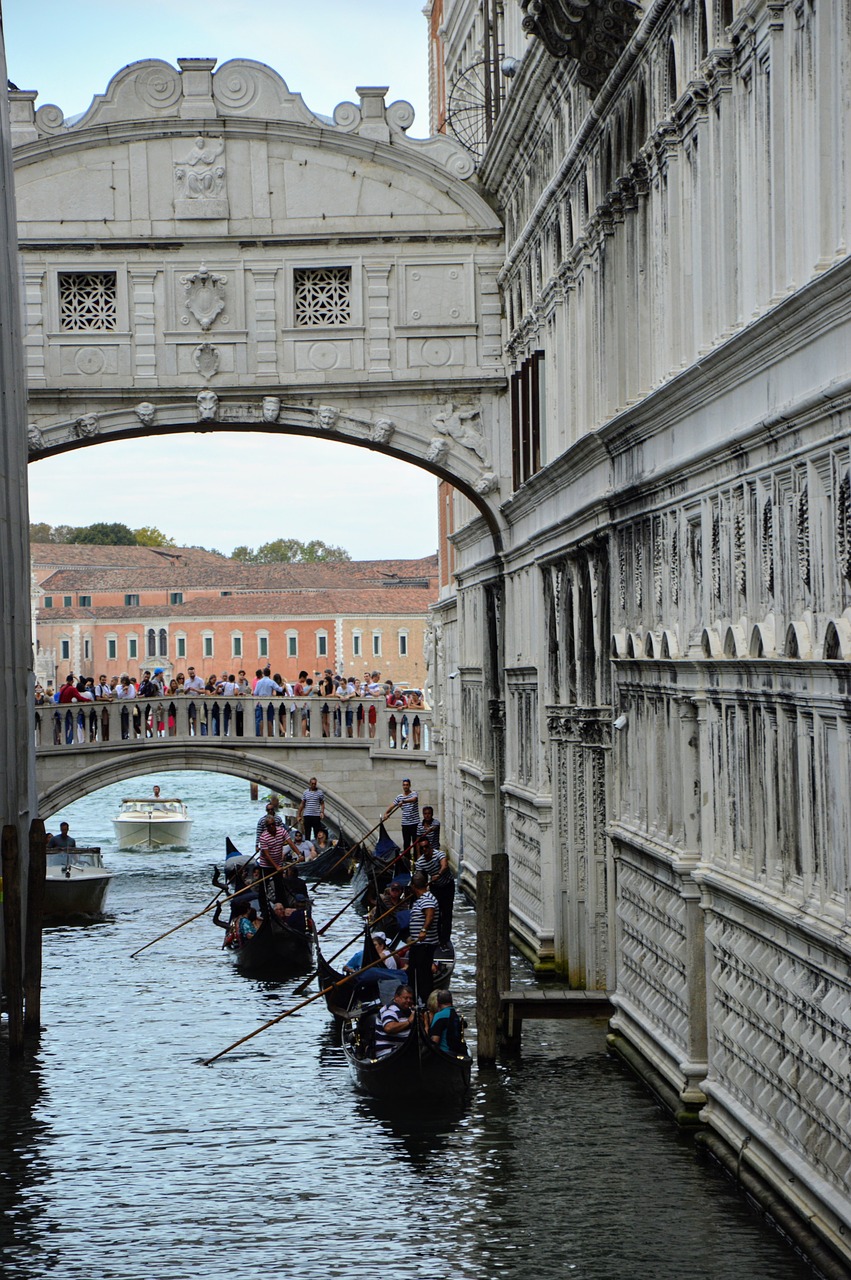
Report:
435,0,851,1260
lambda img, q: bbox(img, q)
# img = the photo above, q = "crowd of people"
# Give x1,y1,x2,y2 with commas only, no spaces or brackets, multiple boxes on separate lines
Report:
35,667,426,747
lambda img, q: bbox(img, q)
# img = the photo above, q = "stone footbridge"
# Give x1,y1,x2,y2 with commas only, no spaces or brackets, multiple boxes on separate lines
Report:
35,696,436,838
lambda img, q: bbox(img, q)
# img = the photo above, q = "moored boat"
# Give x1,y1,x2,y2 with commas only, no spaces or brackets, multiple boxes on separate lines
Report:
342,1001,472,1103
44,846,113,920
113,797,192,849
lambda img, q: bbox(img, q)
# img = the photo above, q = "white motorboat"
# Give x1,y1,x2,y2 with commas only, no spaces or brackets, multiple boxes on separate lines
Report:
112,797,193,849
44,846,113,920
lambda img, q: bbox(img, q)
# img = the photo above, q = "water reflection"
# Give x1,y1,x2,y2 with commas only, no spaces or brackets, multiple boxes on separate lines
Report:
0,772,822,1280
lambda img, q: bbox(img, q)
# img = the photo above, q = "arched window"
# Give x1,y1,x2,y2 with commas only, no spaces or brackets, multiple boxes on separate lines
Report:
667,40,678,111
697,1,708,63
158,628,168,657
147,628,156,658
635,78,648,148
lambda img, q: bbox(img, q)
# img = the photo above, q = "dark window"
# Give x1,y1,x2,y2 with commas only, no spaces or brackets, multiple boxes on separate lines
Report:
43,596,53,608
125,594,139,607
170,592,183,605
511,351,545,490
63,595,72,607
159,628,168,657
78,595,91,607
147,628,157,658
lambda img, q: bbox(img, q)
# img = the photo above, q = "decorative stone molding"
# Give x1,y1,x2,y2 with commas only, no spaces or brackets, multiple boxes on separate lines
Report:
196,390,219,422
180,264,227,331
473,471,500,496
425,436,450,465
315,405,338,431
174,136,228,218
521,0,642,92
27,424,45,454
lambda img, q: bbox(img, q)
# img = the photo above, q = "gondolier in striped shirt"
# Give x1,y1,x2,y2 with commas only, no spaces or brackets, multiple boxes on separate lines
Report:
383,778,420,855
413,836,455,946
407,870,440,1003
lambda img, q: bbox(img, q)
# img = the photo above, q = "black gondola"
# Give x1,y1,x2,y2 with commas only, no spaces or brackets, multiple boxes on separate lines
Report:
351,823,410,910
342,1003,472,1103
234,911,314,979
299,832,355,884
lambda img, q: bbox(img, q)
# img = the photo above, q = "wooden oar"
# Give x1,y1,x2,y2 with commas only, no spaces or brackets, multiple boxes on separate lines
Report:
292,897,406,996
204,941,411,1066
316,840,412,937
303,813,389,889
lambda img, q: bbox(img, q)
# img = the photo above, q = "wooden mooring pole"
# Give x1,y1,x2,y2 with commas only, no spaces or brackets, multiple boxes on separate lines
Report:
24,818,46,1035
1,824,24,1053
476,851,510,1063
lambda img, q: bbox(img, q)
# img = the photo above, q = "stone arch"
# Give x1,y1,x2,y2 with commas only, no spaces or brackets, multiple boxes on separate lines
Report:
723,624,746,657
823,618,851,660
701,626,722,658
659,629,679,659
28,400,507,549
696,0,709,64
626,631,643,658
784,620,811,658
37,745,378,839
666,39,679,112
643,631,657,658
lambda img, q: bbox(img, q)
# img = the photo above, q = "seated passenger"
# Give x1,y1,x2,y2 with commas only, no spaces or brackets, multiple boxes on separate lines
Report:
374,985,416,1057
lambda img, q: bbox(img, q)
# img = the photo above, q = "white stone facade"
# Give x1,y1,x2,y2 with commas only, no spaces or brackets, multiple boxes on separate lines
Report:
433,0,851,1263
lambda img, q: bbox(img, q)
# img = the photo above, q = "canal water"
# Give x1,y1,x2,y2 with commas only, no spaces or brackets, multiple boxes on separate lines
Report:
0,771,822,1280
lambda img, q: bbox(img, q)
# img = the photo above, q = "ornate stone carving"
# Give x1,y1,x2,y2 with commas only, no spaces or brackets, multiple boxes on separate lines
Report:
473,471,500,496
796,486,810,589
370,417,396,445
180,264,227,331
27,424,45,453
316,405,338,431
837,471,851,584
734,499,747,595
192,342,220,380
761,498,774,595
73,413,99,440
262,396,281,424
174,137,228,218
196,390,219,422
135,402,156,426
425,437,450,465
521,0,642,93
432,402,489,465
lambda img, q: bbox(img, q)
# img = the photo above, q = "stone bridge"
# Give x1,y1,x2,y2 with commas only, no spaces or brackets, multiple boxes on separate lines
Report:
35,695,436,838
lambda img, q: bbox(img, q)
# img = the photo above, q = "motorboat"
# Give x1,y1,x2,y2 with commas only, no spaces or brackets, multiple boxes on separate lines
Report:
44,846,113,920
112,797,192,849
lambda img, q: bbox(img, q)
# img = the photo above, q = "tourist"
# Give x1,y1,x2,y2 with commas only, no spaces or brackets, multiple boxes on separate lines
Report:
253,666,281,737
384,777,420,852
428,990,464,1054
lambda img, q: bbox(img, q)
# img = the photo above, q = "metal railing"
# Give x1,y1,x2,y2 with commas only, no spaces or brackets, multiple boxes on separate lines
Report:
34,695,432,754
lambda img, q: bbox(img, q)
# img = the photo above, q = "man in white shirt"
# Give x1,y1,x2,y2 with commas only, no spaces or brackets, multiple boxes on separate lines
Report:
253,666,282,736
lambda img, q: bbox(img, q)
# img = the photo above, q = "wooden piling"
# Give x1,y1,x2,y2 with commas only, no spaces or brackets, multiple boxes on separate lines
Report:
476,852,511,1063
1,824,24,1053
23,818,46,1035
250,781,259,802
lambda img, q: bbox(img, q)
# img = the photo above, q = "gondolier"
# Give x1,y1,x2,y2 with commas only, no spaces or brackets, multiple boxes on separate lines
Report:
407,870,439,1002
383,778,420,853
297,777,325,840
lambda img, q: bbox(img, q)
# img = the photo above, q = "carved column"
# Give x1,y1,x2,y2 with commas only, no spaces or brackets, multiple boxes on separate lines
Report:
248,265,280,381
364,262,392,374
128,268,158,382
22,268,46,386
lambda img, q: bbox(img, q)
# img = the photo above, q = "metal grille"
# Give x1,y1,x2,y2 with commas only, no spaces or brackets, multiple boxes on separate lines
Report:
58,272,118,331
293,267,351,327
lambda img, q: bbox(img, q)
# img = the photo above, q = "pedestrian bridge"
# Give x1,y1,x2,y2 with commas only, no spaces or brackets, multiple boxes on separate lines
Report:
35,696,436,838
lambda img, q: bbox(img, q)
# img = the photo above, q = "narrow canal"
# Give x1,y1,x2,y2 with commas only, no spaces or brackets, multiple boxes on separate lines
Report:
0,772,822,1279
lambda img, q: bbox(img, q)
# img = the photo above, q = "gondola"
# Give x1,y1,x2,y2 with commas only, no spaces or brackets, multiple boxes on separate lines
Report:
351,823,410,911
299,832,355,884
342,1002,472,1103
315,929,456,1022
234,910,314,978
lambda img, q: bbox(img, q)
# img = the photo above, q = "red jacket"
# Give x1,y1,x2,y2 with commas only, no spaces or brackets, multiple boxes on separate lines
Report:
58,683,82,703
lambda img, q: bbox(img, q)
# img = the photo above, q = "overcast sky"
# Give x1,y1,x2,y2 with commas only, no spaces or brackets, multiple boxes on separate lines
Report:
5,1,441,560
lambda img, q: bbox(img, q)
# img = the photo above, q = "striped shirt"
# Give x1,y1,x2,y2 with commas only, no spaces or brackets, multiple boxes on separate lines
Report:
301,787,325,816
395,790,420,826
257,827,286,869
408,890,439,944
416,818,441,850
375,1002,412,1057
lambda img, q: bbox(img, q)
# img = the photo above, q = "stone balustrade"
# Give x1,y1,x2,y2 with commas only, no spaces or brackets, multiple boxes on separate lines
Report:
34,695,432,755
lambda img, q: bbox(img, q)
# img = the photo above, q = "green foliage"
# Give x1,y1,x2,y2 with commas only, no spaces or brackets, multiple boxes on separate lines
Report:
232,537,351,564
67,522,138,546
133,526,177,548
29,522,53,542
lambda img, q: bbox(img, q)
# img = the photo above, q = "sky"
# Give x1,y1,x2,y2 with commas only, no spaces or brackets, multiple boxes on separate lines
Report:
5,1,440,560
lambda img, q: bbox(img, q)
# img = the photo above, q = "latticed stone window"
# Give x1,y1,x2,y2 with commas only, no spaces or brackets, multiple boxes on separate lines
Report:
58,272,117,331
293,267,351,326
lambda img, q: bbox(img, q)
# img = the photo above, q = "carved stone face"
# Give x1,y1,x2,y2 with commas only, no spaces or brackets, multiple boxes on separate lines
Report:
262,396,281,423
28,425,44,451
317,405,338,430
370,417,395,444
197,390,219,421
76,414,99,438
135,402,156,426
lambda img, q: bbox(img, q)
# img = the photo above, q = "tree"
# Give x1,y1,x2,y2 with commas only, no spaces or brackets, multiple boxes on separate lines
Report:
133,526,176,548
231,537,351,563
67,522,138,546
29,522,53,542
